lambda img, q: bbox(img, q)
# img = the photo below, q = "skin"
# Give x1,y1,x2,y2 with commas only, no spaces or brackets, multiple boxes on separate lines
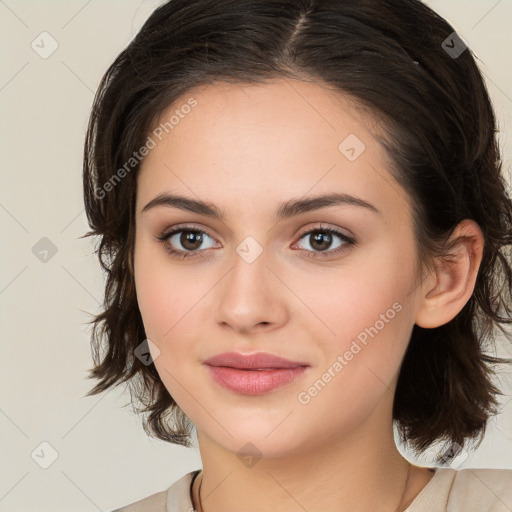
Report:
133,79,484,512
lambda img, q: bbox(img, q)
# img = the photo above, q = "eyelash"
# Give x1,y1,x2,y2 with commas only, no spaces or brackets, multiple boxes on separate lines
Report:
156,223,356,260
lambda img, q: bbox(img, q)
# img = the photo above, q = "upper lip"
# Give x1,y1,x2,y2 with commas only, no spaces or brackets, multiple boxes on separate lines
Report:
203,352,309,369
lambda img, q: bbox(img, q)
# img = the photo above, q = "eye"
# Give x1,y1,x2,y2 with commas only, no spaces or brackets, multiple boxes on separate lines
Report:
292,225,356,259
157,224,219,259
157,223,356,260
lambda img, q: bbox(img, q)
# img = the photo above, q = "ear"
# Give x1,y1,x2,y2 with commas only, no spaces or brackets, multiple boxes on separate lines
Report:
415,219,484,329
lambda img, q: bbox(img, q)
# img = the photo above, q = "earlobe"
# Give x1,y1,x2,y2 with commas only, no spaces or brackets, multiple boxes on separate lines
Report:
415,219,484,329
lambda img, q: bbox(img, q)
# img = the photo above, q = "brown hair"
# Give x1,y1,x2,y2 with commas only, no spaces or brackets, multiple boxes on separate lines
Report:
82,0,512,461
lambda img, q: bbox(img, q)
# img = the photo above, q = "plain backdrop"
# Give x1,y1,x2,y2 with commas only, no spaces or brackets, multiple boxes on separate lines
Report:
1,1,511,511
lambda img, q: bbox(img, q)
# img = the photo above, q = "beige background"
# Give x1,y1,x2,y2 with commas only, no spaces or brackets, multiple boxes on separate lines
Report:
0,1,511,511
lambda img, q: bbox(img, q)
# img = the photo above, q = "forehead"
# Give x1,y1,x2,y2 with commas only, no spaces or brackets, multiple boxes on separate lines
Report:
148,79,380,153
136,79,408,220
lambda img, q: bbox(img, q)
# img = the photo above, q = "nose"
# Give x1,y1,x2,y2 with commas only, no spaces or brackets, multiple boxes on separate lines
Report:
211,244,289,335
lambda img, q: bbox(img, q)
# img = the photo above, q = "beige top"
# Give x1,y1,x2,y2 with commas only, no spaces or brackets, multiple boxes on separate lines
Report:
112,467,512,512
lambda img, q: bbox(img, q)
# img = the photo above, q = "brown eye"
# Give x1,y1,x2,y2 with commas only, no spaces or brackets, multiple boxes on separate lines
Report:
308,231,334,252
294,227,355,257
179,230,204,251
157,225,218,259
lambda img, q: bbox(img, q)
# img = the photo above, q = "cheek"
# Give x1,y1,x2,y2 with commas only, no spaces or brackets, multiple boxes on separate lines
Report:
293,243,417,406
134,260,171,340
134,240,202,340
294,293,413,441
291,241,416,347
133,254,201,403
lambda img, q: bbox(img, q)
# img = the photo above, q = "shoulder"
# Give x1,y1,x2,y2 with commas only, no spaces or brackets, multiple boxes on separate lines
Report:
111,470,200,512
409,467,512,512
449,467,512,509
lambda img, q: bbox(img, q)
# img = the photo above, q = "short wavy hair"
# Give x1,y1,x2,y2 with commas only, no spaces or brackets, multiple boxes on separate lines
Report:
82,0,512,461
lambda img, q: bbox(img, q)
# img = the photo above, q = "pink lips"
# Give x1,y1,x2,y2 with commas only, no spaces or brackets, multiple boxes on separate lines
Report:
203,352,310,395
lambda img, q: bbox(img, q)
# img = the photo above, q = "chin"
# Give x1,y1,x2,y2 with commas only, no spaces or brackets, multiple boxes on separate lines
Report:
201,420,313,460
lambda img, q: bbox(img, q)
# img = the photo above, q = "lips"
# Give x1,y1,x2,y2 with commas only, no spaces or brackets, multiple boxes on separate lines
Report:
203,352,310,395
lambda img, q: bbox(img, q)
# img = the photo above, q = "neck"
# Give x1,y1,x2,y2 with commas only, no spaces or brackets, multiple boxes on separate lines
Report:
193,413,424,512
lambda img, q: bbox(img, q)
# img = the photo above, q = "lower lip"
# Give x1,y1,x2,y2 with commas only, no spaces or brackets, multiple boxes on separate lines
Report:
205,365,309,395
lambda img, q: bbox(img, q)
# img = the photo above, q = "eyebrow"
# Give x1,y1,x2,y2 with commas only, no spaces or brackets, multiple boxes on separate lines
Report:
141,192,381,219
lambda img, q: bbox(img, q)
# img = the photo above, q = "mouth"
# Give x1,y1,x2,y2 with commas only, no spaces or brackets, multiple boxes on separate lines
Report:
205,365,309,395
203,352,310,395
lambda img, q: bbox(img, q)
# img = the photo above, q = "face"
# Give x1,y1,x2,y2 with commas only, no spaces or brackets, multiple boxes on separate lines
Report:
133,79,426,458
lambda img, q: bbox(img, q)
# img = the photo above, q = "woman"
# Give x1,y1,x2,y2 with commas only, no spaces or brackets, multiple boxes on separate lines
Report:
82,0,512,510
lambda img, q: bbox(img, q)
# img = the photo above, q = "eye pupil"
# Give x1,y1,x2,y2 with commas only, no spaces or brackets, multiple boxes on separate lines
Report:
310,231,332,251
181,230,203,250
